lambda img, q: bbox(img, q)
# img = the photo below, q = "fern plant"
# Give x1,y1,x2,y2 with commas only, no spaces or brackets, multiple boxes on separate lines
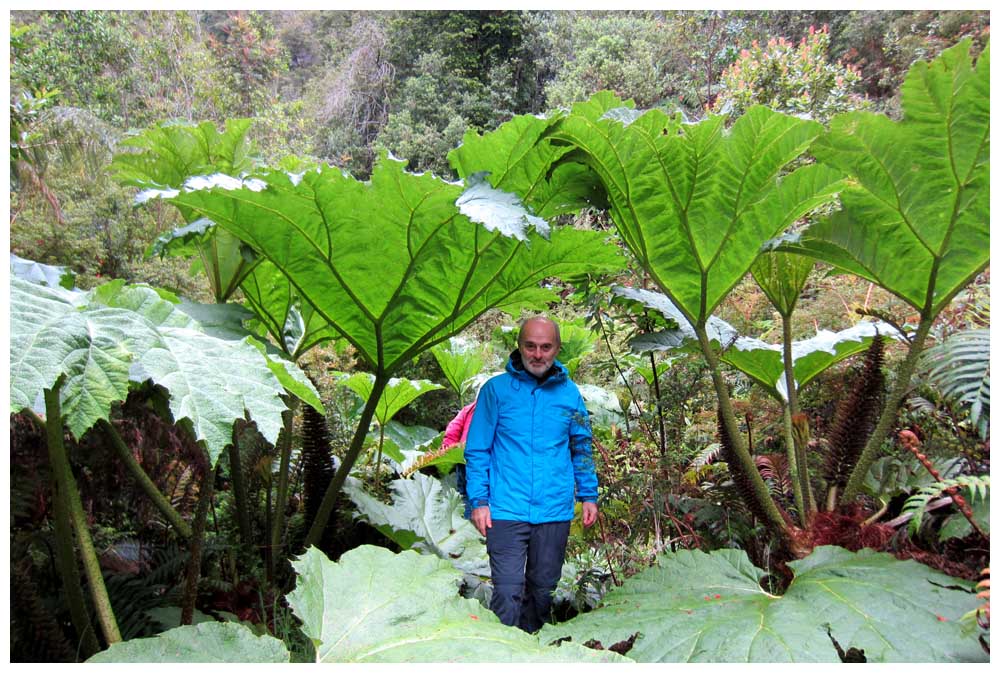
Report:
918,328,990,440
901,475,990,536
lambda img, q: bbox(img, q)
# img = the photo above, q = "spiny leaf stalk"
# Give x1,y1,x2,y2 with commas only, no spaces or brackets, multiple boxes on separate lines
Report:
822,335,885,497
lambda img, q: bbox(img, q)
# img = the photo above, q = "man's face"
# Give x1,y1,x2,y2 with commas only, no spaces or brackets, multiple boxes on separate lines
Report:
518,319,560,377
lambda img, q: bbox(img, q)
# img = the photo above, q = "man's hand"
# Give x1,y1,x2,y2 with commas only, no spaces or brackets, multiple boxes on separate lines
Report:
471,506,492,536
582,501,598,528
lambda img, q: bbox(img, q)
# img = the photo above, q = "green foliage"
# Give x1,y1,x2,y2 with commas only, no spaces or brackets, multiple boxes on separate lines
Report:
539,12,669,109
938,493,989,541
9,273,316,465
112,119,257,200
113,118,263,303
784,40,989,318
286,546,628,662
901,475,990,536
918,328,990,440
541,545,986,662
11,11,137,124
87,622,290,663
240,260,341,359
554,320,598,378
714,26,869,121
167,154,622,375
431,336,490,403
456,92,843,329
343,472,487,575
335,373,444,429
750,251,813,318
205,11,288,118
377,11,541,176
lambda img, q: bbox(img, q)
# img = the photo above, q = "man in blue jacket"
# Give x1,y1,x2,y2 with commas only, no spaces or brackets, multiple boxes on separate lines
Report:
465,315,599,632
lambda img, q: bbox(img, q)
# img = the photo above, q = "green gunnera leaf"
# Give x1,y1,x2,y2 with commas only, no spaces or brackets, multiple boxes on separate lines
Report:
541,545,985,662
168,154,623,373
785,40,990,317
454,92,845,327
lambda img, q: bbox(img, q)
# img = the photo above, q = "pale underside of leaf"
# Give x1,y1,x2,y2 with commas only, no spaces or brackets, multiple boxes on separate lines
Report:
287,545,628,663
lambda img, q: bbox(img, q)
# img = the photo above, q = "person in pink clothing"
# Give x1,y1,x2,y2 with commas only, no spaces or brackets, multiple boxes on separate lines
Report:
443,401,477,449
443,400,477,519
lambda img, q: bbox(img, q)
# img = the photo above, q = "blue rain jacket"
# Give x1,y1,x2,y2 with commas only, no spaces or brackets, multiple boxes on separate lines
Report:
464,353,598,523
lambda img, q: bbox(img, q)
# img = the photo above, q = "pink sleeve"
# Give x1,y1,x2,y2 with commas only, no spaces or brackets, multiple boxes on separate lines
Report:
442,402,476,448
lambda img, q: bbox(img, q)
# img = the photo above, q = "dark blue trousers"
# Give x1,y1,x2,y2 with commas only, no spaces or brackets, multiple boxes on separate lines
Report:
486,519,570,633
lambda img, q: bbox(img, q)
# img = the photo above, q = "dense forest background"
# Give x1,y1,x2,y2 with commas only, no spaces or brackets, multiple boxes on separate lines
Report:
10,9,990,295
8,9,991,663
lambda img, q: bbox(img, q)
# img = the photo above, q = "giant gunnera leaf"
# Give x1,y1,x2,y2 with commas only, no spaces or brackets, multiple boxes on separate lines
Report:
540,545,984,663
165,155,622,374
343,472,487,575
10,274,316,466
781,40,989,318
453,92,844,329
617,284,898,400
86,622,290,663
287,545,629,663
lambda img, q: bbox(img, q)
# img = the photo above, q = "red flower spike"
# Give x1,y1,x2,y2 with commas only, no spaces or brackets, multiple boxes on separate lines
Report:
714,594,722,599
469,615,479,621
936,615,947,622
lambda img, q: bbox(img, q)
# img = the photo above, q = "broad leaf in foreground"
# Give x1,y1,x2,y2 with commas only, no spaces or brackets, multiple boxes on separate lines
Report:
167,155,623,373
10,276,162,438
86,622,290,663
343,472,487,575
287,545,629,663
540,545,984,662
10,275,314,465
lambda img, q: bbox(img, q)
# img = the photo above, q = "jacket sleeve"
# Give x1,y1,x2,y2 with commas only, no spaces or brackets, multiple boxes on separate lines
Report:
442,403,472,448
463,384,496,508
569,392,598,502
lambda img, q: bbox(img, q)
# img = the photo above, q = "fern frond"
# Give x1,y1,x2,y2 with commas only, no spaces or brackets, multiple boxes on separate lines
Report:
920,328,990,439
902,475,991,535
687,442,723,471
682,462,728,486
755,453,794,500
400,442,463,478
